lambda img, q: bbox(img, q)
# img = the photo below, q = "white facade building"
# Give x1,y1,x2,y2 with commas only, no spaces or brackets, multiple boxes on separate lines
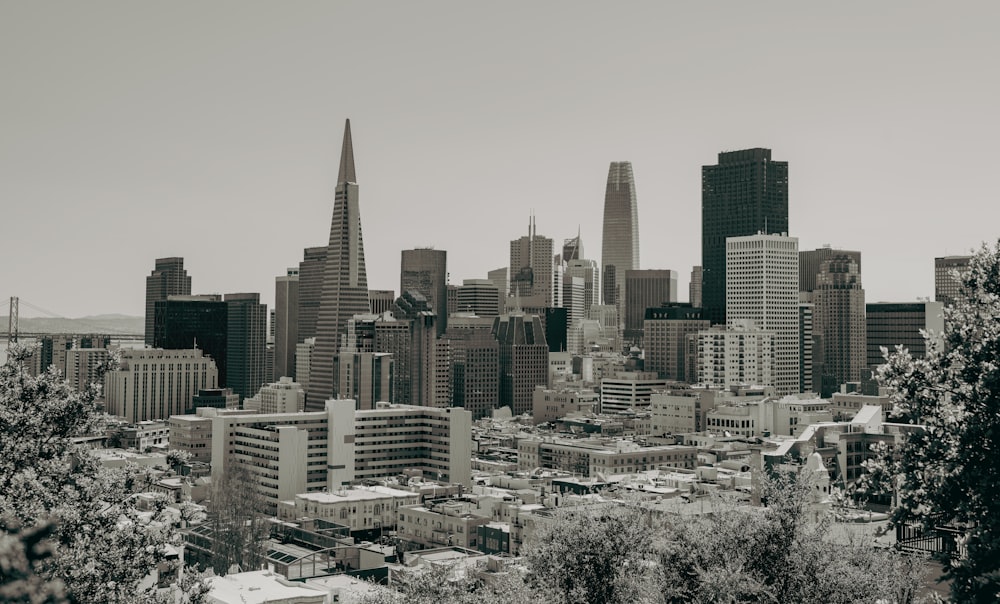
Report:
243,376,305,413
726,233,800,394
696,322,774,390
104,349,218,423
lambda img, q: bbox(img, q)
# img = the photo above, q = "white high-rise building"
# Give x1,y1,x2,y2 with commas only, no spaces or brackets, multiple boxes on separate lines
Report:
105,349,218,423
726,233,800,394
243,376,305,414
696,322,775,390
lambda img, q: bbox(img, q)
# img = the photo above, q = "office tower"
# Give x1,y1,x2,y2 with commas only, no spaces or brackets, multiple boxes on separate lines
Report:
601,162,640,309
509,217,554,305
588,304,621,352
689,266,703,308
492,314,549,415
935,256,972,307
154,295,228,385
338,351,393,410
223,293,268,401
244,377,306,414
274,268,299,380
487,267,508,314
643,304,709,381
562,275,585,327
308,120,371,409
400,248,448,335
696,322,775,390
726,233,799,394
295,338,315,392
866,301,944,369
369,289,395,315
296,246,327,343
702,149,789,325
800,247,862,292
105,349,218,423
391,291,446,407
456,279,501,316
798,302,816,394
811,254,866,395
144,257,191,346
563,231,583,262
446,284,459,317
623,269,678,345
444,318,499,420
566,259,599,317
188,387,238,413
519,306,568,353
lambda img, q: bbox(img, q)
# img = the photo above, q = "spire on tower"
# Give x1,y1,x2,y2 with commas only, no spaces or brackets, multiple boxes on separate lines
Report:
337,119,357,185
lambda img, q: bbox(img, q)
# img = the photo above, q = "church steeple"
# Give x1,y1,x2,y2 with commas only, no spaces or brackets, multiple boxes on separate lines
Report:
337,119,357,185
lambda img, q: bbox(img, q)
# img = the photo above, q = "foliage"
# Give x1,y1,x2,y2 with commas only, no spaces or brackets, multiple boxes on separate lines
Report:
874,240,1000,602
0,345,206,603
355,562,534,604
206,463,268,575
0,517,66,603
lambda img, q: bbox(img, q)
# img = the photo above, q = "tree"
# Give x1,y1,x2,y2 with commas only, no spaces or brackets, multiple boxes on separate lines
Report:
205,463,269,575
875,240,1000,602
0,345,206,603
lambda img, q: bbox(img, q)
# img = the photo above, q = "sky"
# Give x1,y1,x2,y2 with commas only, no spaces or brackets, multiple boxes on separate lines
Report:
2,1,998,319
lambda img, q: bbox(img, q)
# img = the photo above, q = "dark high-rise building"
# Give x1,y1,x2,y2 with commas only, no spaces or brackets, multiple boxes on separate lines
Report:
444,316,499,420
145,257,191,346
401,248,448,335
601,162,639,309
225,293,268,401
702,148,788,325
492,314,548,415
523,306,568,353
935,255,972,307
307,119,371,409
866,302,944,369
689,266,703,308
623,269,678,345
296,246,327,343
562,231,583,263
274,268,299,380
369,289,395,315
154,293,267,402
154,295,228,386
642,304,709,381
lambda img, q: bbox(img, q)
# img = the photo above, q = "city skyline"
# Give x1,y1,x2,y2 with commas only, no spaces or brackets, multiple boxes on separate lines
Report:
3,3,999,318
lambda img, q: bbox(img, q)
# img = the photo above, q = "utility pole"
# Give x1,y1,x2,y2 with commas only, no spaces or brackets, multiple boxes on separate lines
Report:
7,296,17,346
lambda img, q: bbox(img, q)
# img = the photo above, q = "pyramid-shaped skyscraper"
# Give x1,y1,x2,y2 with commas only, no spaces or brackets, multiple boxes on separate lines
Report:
306,119,371,409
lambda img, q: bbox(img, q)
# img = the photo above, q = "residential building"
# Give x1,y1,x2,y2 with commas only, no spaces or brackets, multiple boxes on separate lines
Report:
695,322,774,390
702,148,788,325
244,377,305,414
518,437,696,478
397,499,492,550
531,385,599,425
145,257,191,346
65,347,109,394
278,486,420,537
726,233,799,394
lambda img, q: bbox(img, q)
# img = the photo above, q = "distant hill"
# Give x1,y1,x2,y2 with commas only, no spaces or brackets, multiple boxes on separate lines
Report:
0,315,144,336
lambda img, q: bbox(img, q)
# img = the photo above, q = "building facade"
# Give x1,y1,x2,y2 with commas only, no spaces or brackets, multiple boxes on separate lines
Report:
145,257,191,346
623,269,678,345
934,255,972,307
105,348,218,423
702,148,789,325
866,302,944,369
274,268,299,380
642,304,709,381
492,314,549,415
400,248,448,335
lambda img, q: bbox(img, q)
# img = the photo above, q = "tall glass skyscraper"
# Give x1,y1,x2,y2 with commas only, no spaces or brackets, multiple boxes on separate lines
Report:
702,148,788,326
307,120,371,409
601,162,640,309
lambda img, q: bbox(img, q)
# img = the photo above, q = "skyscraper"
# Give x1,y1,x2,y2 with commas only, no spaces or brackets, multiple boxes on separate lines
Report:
296,246,327,343
400,248,448,335
145,257,191,346
225,292,268,401
274,268,299,380
492,313,548,415
601,162,640,308
307,119,371,409
702,149,788,325
935,255,972,307
509,217,554,306
812,254,866,395
623,269,678,345
726,233,799,395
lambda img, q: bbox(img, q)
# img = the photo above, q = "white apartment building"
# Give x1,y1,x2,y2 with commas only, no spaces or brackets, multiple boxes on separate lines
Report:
104,349,218,423
696,322,774,390
397,499,492,550
243,376,305,413
705,394,833,438
726,233,800,394
518,437,697,477
599,371,668,414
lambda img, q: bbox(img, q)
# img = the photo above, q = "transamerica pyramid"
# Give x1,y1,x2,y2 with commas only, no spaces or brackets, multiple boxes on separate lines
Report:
306,119,371,409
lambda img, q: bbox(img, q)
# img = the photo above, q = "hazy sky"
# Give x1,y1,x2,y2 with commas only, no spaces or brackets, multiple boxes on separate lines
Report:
2,2,998,319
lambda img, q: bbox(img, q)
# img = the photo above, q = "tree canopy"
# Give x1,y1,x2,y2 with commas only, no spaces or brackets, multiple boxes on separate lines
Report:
876,240,1000,601
0,345,205,603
